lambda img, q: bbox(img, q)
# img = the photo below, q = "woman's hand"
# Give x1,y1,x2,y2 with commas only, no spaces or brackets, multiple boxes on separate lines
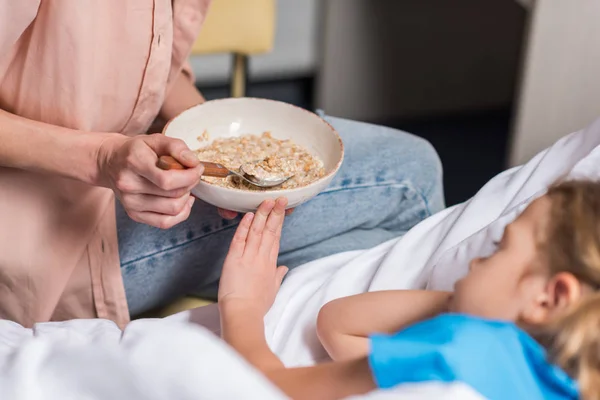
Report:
218,198,289,316
96,133,204,229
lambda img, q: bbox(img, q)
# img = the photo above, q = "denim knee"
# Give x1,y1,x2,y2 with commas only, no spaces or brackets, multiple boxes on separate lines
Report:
407,136,443,194
318,113,444,212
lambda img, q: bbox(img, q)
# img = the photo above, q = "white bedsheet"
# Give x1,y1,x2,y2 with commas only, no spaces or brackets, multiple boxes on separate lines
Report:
0,318,286,400
0,316,484,400
2,118,600,399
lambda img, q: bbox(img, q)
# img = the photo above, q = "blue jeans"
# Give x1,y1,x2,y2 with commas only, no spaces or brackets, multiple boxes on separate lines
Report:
117,115,445,316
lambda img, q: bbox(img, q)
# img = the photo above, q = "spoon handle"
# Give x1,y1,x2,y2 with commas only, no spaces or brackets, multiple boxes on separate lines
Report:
157,156,231,178
200,162,231,178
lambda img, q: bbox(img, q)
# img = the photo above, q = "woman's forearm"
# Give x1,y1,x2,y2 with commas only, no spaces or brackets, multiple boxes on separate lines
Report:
0,108,117,185
160,70,205,122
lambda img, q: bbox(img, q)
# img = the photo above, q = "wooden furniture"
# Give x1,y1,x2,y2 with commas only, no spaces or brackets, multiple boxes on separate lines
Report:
190,0,276,97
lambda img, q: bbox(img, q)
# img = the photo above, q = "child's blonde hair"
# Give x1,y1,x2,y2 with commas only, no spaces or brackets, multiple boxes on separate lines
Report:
530,180,600,399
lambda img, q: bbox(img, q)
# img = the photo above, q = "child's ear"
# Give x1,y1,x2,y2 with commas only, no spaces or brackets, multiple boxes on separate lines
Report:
520,272,583,325
548,272,583,311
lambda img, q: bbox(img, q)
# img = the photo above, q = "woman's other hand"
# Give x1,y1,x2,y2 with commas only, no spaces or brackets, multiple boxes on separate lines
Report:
218,198,289,316
96,133,203,229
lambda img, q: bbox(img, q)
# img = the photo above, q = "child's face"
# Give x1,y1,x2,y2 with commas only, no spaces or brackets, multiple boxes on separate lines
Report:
448,196,552,321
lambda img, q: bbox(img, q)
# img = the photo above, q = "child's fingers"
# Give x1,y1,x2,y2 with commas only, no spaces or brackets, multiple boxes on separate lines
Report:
277,197,294,236
243,199,275,259
275,266,289,289
269,237,280,266
269,198,288,264
228,212,254,257
272,198,288,262
259,198,287,258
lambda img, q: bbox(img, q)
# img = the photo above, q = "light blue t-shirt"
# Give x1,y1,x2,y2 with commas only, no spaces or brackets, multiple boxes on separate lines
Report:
368,314,578,400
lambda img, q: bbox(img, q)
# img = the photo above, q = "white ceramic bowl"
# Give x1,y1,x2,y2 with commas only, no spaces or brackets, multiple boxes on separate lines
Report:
163,98,344,213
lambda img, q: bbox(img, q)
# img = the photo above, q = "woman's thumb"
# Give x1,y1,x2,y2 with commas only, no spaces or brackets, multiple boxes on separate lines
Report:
146,134,199,168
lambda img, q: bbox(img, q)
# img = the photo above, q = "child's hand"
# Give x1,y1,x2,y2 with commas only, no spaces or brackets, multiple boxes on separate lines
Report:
218,197,289,316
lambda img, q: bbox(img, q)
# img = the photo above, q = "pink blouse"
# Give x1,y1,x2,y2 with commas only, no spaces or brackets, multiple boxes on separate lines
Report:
0,0,211,327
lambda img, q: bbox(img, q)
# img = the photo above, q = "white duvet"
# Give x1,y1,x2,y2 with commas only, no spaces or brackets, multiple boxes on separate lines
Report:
2,118,600,399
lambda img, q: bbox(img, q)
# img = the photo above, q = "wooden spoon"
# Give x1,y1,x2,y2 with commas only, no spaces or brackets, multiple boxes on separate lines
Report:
157,156,293,188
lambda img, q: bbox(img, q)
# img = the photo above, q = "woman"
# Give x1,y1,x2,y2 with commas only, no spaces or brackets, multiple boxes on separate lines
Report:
0,0,444,326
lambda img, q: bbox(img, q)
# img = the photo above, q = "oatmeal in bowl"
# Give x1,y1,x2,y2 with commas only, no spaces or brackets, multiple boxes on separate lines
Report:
195,131,326,191
163,98,344,213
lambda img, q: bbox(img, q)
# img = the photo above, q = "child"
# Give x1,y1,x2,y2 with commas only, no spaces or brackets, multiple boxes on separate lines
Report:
217,180,600,400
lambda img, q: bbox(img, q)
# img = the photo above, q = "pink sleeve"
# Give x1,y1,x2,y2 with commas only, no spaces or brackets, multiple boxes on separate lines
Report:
168,0,212,89
0,0,41,53
170,0,212,84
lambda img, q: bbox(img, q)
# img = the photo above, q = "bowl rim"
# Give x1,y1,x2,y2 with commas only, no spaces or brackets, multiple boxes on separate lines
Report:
161,97,345,195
